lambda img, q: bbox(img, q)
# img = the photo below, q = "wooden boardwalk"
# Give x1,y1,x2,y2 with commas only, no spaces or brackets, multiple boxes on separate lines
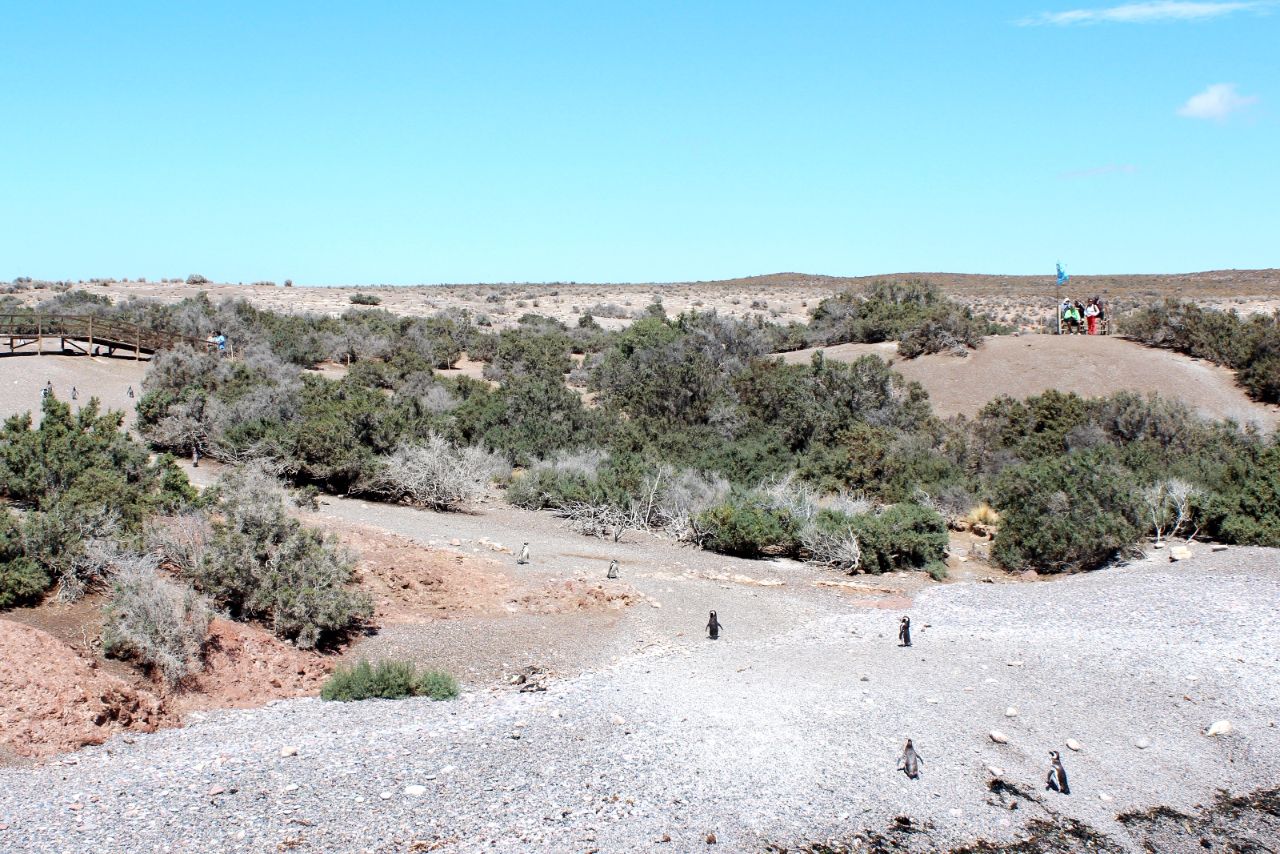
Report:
0,313,213,360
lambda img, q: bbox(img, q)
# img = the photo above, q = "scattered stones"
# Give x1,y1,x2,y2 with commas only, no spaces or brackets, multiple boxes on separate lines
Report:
1206,720,1234,737
989,731,1009,744
1066,739,1082,752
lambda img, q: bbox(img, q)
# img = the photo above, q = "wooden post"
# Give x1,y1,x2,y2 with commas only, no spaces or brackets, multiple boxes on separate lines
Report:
37,316,42,355
135,323,141,360
88,316,94,355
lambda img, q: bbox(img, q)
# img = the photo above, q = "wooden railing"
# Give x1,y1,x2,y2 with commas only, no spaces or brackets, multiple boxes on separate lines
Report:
0,313,214,359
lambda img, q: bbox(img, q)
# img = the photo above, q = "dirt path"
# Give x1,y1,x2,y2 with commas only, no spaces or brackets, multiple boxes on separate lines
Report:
0,353,147,427
778,335,1280,429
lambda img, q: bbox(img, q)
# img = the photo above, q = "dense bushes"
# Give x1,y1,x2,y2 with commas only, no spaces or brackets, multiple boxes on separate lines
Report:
358,436,508,510
806,280,999,357
102,559,211,686
697,490,803,557
0,509,46,609
190,466,372,648
1122,300,1280,403
321,659,459,702
846,503,949,577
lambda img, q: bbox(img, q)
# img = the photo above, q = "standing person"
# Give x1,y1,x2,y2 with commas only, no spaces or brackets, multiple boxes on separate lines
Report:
1096,297,1108,334
1084,299,1100,335
213,331,227,354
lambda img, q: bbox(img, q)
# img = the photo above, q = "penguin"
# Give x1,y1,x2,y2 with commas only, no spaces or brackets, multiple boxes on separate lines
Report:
127,386,135,399
1046,750,1070,795
70,386,78,401
192,446,201,468
606,559,618,579
898,615,912,648
516,543,530,565
707,610,722,640
898,739,924,779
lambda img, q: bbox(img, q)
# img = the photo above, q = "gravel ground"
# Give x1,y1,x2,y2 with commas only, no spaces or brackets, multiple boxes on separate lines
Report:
2,544,1276,853
0,353,147,427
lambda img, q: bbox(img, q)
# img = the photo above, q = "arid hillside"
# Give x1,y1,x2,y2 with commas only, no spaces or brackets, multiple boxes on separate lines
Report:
9,269,1280,332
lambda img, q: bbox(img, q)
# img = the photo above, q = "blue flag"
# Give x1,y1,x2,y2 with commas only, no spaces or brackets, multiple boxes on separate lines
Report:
1056,262,1069,287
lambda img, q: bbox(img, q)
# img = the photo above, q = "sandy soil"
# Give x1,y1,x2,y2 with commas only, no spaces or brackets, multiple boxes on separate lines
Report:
11,270,1280,332
0,353,146,428
778,335,1280,430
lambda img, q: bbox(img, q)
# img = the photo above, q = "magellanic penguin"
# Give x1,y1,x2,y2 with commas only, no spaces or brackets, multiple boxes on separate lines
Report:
898,739,924,779
1046,750,1070,794
707,610,722,640
898,615,912,647
606,559,619,579
516,542,530,565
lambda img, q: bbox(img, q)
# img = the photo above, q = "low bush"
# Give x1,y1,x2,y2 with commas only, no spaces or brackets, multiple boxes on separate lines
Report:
359,435,507,510
846,503,948,576
349,293,382,306
194,466,372,648
320,659,459,701
992,449,1142,573
102,559,211,686
0,508,47,609
697,491,801,557
807,280,999,354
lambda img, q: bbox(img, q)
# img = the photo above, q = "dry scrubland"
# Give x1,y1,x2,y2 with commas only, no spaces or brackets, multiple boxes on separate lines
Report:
11,269,1280,331
3,272,1280,851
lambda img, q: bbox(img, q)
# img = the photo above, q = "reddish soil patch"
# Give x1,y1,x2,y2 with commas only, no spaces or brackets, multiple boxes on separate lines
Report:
325,518,640,622
174,619,330,715
0,618,168,760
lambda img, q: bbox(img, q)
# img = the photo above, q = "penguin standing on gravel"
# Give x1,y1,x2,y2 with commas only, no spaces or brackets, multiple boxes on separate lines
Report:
127,385,135,399
707,610,723,640
1046,750,1070,795
516,542,530,565
606,559,618,579
70,386,78,401
898,615,912,647
898,739,924,779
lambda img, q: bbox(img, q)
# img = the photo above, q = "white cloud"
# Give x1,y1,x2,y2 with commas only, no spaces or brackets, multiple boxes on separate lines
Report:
1177,83,1259,120
1020,1,1270,25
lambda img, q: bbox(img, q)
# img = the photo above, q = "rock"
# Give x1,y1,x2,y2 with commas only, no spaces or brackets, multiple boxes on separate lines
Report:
379,791,391,801
284,784,299,793
1066,739,1082,752
1005,661,1024,668
1206,720,1234,737
610,715,626,726
1099,792,1114,802
279,746,298,758
1005,707,1018,718
404,785,427,797
449,538,462,547
706,832,717,844
1169,546,1192,562
989,731,1009,744
1211,545,1228,552
1135,737,1150,749
987,766,1003,777
207,786,225,797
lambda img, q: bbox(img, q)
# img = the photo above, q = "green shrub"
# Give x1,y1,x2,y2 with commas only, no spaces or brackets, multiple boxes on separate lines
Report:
0,508,48,609
195,466,372,648
321,659,459,702
992,449,1141,573
697,491,801,557
102,560,211,686
1198,442,1280,546
349,293,382,306
847,503,948,575
807,280,998,353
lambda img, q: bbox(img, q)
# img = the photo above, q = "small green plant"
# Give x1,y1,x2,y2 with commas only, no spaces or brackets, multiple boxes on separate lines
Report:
321,659,459,702
349,292,382,305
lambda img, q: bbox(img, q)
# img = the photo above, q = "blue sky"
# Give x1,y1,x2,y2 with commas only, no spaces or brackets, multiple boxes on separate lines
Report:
1,1,1275,284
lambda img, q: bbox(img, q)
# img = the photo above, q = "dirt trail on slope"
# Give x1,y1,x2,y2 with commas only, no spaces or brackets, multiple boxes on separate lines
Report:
778,335,1280,429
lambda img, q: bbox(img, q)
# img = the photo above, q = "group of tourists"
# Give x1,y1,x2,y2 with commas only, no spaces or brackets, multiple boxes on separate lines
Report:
1060,297,1106,335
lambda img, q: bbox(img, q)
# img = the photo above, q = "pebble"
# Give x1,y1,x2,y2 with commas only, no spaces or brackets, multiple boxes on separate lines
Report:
989,731,1009,744
1135,737,1151,749
986,766,1003,777
280,746,298,758
1004,707,1018,718
1099,793,1114,802
610,715,626,726
404,785,427,797
379,791,392,801
1066,739,1082,752
1206,720,1234,737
